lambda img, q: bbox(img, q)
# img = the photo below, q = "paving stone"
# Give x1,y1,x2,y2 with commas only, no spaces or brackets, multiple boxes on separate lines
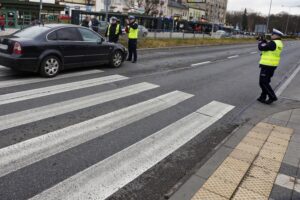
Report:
232,187,268,200
290,113,300,124
196,146,233,179
241,136,265,148
292,109,300,116
287,122,300,133
247,165,277,183
224,124,254,148
202,175,237,199
269,184,293,200
253,156,282,172
291,133,300,144
273,125,294,135
267,118,288,127
222,157,250,173
271,110,292,122
240,176,274,197
213,165,245,185
229,148,256,163
170,175,206,200
279,162,298,178
191,188,227,200
235,142,260,155
247,130,269,141
274,173,295,191
270,131,292,141
267,136,289,147
259,148,285,162
263,142,287,154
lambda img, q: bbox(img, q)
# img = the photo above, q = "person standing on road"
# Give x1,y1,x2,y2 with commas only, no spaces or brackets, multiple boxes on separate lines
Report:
125,16,138,63
91,17,100,33
257,28,284,105
81,16,90,28
105,16,122,43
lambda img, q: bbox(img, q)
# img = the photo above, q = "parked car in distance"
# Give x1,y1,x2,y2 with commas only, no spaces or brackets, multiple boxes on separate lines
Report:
138,25,148,37
0,24,127,77
215,30,231,38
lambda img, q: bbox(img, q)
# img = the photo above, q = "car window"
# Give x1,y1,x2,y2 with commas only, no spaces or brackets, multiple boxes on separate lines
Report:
78,28,101,42
56,28,82,41
47,31,57,40
13,26,50,38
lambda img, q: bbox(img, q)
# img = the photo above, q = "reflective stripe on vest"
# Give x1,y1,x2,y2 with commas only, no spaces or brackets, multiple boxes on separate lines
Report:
259,40,283,67
107,24,120,36
128,24,139,39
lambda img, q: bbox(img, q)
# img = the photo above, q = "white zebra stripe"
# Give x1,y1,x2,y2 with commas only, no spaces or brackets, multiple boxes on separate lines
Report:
0,82,159,131
30,101,234,200
0,91,193,178
0,75,128,105
0,69,103,88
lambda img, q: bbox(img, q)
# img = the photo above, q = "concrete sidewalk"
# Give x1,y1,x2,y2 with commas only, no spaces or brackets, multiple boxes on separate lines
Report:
169,65,300,199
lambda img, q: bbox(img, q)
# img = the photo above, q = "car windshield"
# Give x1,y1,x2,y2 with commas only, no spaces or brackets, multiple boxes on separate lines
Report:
13,26,50,38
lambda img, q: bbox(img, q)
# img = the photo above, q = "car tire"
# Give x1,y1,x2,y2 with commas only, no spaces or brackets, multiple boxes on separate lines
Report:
40,55,61,78
110,50,123,68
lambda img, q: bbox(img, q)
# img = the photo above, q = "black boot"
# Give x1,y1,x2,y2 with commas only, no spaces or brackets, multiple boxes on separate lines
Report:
257,96,266,103
264,97,278,105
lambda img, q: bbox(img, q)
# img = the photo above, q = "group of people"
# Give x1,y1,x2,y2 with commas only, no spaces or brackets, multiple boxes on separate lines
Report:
81,15,138,63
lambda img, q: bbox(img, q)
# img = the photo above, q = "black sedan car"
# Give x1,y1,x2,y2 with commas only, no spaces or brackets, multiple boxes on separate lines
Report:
0,24,127,77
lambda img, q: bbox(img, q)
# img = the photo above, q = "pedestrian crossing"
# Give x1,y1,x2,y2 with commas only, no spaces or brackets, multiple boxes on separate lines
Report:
0,69,235,199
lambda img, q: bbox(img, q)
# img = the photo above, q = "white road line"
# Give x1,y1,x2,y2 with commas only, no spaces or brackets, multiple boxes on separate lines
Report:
227,55,239,59
191,61,211,67
30,101,234,200
0,70,103,89
250,51,258,54
275,173,295,190
276,64,300,96
0,75,128,105
0,82,159,131
0,91,193,178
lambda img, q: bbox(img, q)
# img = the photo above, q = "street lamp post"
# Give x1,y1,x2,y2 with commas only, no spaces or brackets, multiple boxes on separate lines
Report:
266,0,273,33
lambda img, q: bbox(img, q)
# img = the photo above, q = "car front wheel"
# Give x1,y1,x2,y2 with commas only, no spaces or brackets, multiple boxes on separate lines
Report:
40,56,61,77
110,51,123,68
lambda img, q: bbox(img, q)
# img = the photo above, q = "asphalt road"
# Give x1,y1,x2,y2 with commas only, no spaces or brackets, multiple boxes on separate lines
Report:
0,40,299,200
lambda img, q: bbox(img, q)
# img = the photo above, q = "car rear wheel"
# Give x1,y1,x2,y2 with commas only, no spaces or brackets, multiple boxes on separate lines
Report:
40,56,61,77
110,51,123,68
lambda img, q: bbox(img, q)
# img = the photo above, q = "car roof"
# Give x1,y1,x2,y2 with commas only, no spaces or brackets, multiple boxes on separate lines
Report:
43,24,80,29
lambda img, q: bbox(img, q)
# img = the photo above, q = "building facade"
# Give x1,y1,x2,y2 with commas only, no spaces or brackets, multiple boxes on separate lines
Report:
203,0,227,24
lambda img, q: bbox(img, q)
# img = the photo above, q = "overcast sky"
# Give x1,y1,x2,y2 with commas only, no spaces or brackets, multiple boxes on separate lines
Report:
227,0,300,15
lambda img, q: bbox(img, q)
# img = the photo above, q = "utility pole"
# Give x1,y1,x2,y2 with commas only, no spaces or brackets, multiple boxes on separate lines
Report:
39,0,43,23
266,0,273,33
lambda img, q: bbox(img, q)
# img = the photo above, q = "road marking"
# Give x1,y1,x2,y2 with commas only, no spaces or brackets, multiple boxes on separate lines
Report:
191,61,211,67
29,101,234,200
276,64,300,96
250,51,258,54
0,75,128,105
0,70,103,89
274,173,295,190
0,91,193,178
0,82,159,131
227,55,239,59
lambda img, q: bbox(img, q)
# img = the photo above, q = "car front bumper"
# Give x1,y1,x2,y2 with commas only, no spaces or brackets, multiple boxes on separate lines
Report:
0,52,39,72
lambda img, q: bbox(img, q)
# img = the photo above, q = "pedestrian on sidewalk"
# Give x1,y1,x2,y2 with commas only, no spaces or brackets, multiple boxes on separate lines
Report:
125,16,138,63
257,28,284,105
105,16,121,43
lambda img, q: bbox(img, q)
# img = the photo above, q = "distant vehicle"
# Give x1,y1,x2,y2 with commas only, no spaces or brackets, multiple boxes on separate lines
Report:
0,24,127,77
98,21,109,35
138,25,148,37
215,30,231,38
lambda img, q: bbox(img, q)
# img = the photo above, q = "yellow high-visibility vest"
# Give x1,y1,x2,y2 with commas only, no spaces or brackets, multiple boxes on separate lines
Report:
128,24,139,39
259,40,283,67
107,24,120,36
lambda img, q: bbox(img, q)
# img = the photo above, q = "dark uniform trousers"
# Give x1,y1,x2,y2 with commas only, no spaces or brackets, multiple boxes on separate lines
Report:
128,39,137,62
259,66,277,100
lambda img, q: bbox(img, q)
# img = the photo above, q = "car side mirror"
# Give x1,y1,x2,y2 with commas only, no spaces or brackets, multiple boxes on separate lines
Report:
97,38,105,44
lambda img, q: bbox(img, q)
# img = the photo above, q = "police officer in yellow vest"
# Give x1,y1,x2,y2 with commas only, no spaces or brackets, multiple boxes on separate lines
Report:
125,16,139,63
105,16,122,43
257,28,284,105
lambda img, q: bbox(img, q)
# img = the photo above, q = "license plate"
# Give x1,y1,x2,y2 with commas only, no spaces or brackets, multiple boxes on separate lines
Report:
0,44,8,50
